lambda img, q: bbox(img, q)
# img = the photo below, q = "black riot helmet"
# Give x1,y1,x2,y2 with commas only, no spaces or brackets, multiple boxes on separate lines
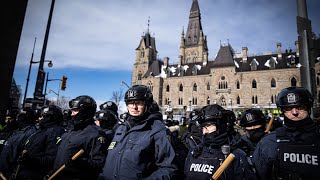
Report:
94,109,117,130
223,110,236,133
198,104,229,133
276,86,313,112
189,108,202,126
16,108,36,128
240,108,266,127
69,95,97,122
99,101,118,114
124,85,153,106
40,105,63,122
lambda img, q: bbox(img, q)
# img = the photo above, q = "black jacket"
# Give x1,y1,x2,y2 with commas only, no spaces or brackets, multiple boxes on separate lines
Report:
52,121,108,179
100,112,177,179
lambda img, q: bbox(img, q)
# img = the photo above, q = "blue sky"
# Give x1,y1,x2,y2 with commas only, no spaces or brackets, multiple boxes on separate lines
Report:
13,0,320,112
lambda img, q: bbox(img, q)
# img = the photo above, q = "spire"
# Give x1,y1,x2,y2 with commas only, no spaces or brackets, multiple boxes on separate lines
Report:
185,0,202,47
147,16,150,34
180,26,185,48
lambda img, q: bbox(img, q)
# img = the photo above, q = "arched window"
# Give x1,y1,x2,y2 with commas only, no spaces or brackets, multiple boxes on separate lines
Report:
236,80,240,89
291,77,297,86
271,95,274,104
179,98,183,105
193,83,197,91
166,85,170,92
237,96,240,104
141,48,145,58
220,96,226,106
271,78,276,88
252,96,255,104
255,96,258,104
207,82,210,90
219,76,228,89
192,97,197,105
148,81,153,92
207,96,210,105
138,71,143,80
179,84,183,92
252,79,257,88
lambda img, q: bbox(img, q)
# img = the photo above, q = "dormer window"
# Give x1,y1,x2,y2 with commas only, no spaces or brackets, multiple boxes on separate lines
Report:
250,58,259,71
192,66,198,75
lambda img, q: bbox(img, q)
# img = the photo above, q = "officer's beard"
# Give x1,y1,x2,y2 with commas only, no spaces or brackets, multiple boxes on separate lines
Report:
246,127,265,143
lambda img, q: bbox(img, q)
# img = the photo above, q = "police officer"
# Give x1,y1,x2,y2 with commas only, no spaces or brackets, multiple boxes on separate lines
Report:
235,108,266,156
100,85,177,179
0,110,18,153
184,104,255,180
16,105,66,179
52,95,108,179
253,86,320,180
181,108,202,150
0,108,37,178
94,109,117,146
100,101,119,117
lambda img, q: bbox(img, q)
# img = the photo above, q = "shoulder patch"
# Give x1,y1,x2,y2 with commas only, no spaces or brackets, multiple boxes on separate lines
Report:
98,136,106,144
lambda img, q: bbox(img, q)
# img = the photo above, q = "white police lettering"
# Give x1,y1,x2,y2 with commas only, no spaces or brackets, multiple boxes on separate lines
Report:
190,163,215,174
283,153,318,165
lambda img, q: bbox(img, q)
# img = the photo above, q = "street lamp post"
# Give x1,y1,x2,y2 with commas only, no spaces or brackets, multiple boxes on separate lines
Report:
22,57,53,108
44,72,61,105
121,81,130,88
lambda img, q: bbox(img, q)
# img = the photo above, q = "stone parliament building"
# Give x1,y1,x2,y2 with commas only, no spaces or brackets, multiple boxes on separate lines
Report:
131,0,320,120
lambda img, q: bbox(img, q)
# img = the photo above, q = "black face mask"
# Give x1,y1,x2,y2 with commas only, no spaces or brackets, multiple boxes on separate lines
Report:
246,127,265,143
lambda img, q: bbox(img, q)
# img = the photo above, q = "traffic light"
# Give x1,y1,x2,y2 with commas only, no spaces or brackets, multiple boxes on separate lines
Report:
61,76,67,91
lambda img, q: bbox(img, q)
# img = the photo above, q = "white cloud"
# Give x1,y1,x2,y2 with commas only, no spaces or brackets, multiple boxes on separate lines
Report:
15,0,320,71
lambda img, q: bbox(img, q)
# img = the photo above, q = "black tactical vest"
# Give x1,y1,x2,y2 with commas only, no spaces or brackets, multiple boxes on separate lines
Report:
275,127,320,180
185,147,232,180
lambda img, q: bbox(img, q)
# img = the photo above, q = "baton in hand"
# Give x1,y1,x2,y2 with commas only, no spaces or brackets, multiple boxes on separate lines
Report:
212,153,235,180
46,149,84,180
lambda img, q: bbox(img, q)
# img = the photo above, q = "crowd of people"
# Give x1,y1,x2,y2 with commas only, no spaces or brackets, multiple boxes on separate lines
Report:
0,85,319,179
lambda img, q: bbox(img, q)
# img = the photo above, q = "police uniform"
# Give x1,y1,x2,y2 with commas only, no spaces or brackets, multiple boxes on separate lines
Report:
253,120,320,180
184,144,249,180
100,112,177,179
253,86,320,180
16,123,65,179
0,122,37,178
52,122,108,179
52,95,108,179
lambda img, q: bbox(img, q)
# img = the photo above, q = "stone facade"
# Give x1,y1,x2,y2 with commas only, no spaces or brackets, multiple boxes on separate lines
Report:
131,0,320,119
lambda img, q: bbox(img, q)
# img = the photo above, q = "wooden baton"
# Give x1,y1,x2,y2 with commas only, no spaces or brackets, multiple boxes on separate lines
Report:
0,172,7,180
212,153,235,180
265,115,275,133
47,149,84,180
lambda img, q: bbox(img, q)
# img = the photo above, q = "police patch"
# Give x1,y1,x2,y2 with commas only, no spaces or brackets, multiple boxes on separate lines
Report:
287,93,297,103
246,113,253,121
98,136,106,144
128,90,135,98
108,141,117,150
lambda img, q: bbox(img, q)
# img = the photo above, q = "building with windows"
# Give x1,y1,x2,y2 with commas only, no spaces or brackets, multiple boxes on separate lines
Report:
131,0,320,119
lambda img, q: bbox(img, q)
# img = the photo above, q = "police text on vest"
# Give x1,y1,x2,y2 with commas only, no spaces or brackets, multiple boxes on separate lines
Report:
283,153,318,165
190,163,215,174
